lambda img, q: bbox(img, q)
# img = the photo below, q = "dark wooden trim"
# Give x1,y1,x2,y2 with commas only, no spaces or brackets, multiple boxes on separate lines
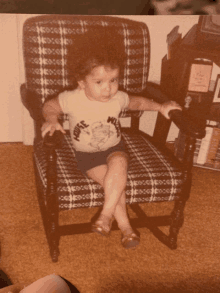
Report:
130,116,140,132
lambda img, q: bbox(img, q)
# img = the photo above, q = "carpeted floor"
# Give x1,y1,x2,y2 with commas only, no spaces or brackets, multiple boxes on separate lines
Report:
1,143,220,293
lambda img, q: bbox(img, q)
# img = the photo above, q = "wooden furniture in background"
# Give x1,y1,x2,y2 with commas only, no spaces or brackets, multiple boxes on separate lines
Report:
154,22,220,146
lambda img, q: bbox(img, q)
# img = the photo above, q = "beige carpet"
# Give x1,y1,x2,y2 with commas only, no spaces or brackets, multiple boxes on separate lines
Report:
1,143,220,293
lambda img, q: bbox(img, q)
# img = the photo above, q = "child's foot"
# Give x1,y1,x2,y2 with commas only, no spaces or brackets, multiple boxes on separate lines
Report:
121,229,140,249
92,214,114,237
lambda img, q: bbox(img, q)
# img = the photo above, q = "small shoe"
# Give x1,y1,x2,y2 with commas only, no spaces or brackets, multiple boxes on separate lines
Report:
121,231,140,249
92,214,114,237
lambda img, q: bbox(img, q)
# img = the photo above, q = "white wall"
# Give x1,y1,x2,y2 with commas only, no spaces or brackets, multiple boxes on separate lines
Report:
17,14,39,145
4,14,202,144
0,14,22,142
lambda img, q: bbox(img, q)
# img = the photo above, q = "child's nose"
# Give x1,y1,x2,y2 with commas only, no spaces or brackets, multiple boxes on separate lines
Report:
105,83,111,92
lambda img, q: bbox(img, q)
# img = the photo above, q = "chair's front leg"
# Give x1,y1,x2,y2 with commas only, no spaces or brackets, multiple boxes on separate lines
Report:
46,147,60,262
169,200,186,249
182,135,196,170
169,136,195,249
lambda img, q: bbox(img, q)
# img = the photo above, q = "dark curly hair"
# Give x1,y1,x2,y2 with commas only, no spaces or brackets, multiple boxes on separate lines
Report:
66,28,126,84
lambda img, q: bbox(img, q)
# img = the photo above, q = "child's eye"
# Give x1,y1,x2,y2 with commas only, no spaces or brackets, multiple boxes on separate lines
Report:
111,78,118,83
96,81,102,84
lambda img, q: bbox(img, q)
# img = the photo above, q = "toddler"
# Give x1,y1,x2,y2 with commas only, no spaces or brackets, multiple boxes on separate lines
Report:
42,30,181,249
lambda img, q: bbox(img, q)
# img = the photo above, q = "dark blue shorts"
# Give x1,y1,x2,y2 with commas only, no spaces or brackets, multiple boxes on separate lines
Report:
74,139,129,174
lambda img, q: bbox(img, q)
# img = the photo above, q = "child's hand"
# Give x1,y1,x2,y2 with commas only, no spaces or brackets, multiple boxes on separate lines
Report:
41,122,66,138
160,101,182,119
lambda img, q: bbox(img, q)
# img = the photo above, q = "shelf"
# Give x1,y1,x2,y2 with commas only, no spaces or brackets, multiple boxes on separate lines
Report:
193,163,220,172
180,24,220,67
207,103,220,123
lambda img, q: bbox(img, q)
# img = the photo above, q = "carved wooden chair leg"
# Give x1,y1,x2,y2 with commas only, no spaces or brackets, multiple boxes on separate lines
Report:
46,148,60,262
34,160,54,257
40,199,60,262
47,187,60,262
169,200,186,249
48,217,60,263
39,197,51,253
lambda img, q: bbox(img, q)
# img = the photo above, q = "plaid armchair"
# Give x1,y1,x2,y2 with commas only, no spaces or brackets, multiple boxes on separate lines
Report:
21,15,205,262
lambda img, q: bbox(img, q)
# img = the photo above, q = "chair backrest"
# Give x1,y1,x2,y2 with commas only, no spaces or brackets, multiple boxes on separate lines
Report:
22,15,150,119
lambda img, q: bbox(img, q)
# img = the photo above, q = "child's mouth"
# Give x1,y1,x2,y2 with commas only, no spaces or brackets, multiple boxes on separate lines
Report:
102,96,110,101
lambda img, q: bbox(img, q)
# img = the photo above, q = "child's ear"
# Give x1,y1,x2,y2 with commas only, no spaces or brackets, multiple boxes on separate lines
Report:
77,80,85,89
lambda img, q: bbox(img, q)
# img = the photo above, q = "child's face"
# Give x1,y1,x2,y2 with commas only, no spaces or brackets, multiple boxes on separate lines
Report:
78,65,119,102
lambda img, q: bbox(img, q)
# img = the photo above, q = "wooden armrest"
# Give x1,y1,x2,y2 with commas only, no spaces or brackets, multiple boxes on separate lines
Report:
141,82,206,139
169,109,206,139
20,83,43,122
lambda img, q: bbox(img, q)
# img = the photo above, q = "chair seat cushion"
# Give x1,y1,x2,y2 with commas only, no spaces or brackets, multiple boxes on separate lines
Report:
34,132,185,211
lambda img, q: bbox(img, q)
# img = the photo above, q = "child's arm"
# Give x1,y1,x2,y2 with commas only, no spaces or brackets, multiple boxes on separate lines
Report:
41,97,66,137
127,96,182,119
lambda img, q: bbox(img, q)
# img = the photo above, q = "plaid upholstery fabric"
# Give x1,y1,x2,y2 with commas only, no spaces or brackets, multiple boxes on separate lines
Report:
34,132,184,211
23,15,150,119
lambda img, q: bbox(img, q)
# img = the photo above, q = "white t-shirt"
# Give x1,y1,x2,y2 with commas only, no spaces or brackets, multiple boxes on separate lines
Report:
59,88,129,153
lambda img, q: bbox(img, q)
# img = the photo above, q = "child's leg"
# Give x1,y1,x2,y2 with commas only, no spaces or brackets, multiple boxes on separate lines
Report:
102,151,128,217
87,154,140,248
87,152,128,219
86,152,132,232
113,190,133,234
20,274,71,293
88,169,132,232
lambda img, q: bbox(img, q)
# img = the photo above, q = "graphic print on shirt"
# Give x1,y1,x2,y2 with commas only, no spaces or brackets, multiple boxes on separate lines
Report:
72,117,121,151
89,122,114,150
73,120,90,142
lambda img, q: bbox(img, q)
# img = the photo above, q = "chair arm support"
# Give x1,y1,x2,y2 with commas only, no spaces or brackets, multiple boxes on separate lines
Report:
43,131,64,149
20,83,44,121
141,82,206,139
169,109,206,139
